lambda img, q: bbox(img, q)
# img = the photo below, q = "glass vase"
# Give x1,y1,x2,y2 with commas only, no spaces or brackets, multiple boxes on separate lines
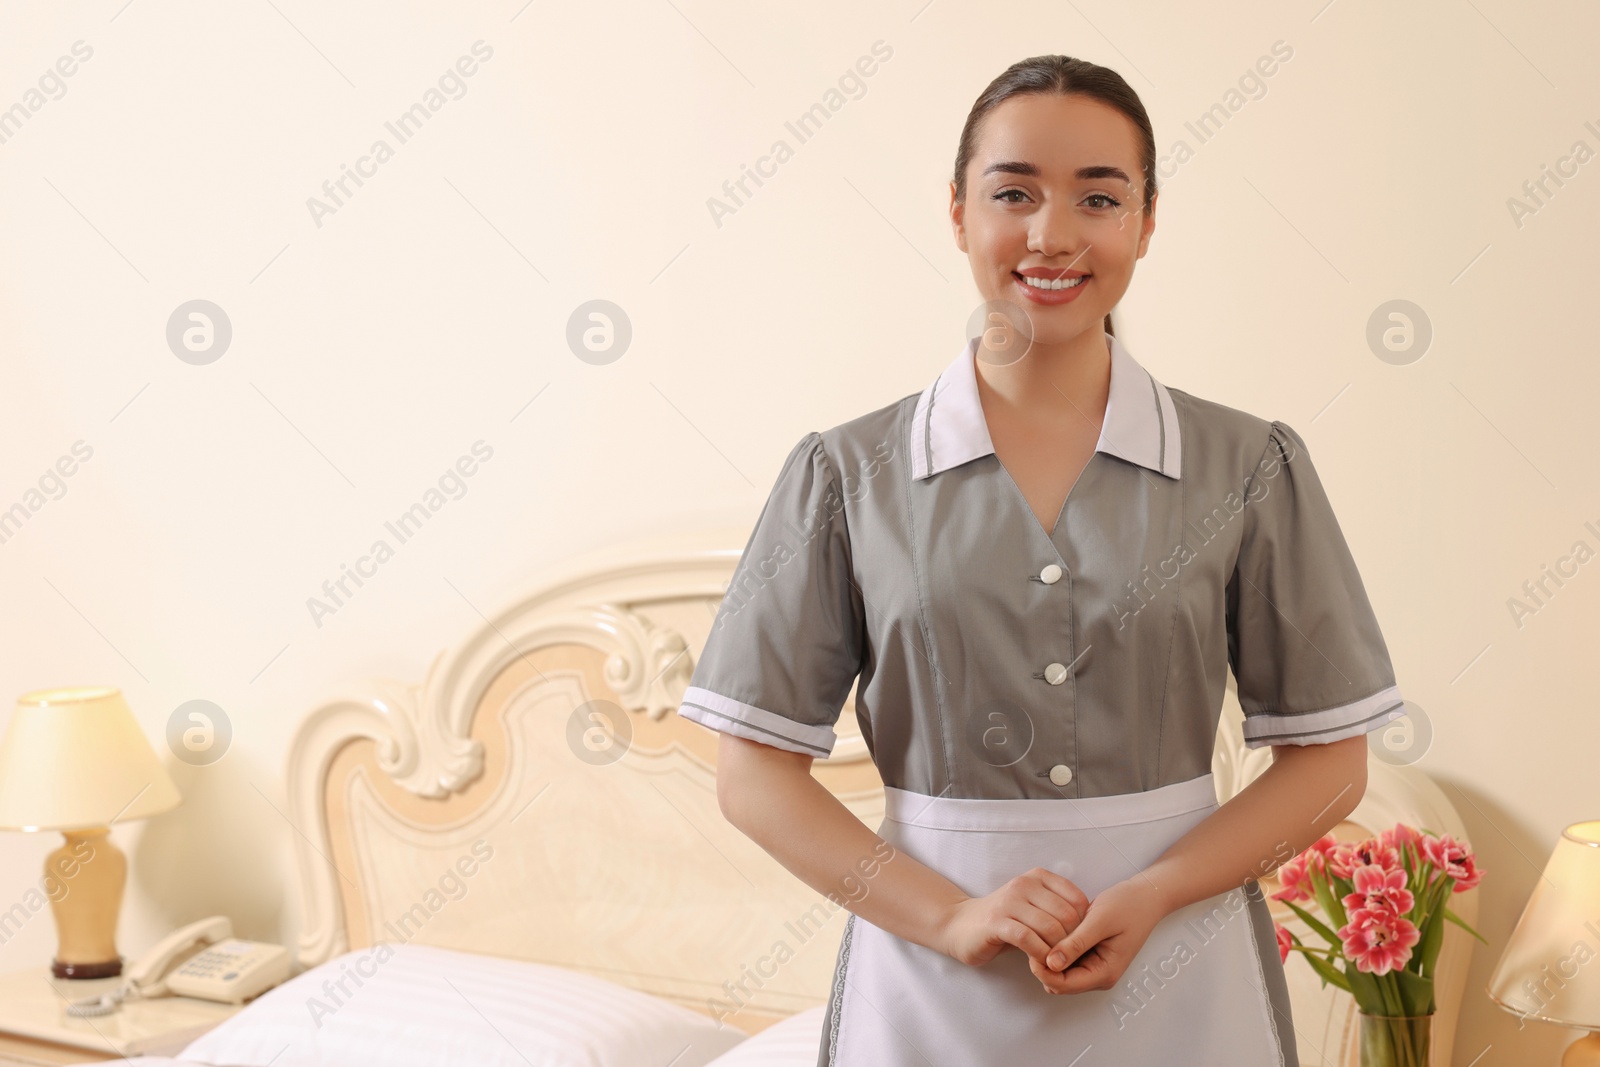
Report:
1358,1012,1432,1067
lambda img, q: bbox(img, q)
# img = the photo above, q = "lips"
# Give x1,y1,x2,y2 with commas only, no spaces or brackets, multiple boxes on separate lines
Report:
1014,268,1089,280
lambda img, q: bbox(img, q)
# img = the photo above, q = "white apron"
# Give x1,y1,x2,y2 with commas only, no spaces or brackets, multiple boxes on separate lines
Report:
819,772,1297,1066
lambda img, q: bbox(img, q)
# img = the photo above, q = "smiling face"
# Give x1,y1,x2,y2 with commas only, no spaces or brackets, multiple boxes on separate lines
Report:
951,92,1156,348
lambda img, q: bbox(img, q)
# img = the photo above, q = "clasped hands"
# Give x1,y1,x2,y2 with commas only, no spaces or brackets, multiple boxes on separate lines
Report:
937,868,1169,994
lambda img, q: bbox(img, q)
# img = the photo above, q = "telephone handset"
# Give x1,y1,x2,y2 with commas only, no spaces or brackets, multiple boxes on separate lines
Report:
67,916,291,1016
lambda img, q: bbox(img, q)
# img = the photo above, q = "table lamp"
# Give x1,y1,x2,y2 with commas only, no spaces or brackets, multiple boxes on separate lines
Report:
0,686,181,979
1487,820,1600,1066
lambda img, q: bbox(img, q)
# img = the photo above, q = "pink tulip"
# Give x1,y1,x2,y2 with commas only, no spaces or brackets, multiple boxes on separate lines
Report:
1271,854,1315,903
1306,833,1340,865
1326,842,1357,880
1337,907,1420,976
1450,854,1483,892
1275,923,1292,965
1350,837,1400,872
1341,863,1415,916
1382,823,1422,852
1422,833,1483,892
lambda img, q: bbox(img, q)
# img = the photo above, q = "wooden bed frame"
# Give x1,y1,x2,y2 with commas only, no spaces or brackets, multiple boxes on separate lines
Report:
284,531,1477,1064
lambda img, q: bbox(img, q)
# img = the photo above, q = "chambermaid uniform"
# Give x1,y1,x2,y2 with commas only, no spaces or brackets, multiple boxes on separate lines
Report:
677,330,1406,1066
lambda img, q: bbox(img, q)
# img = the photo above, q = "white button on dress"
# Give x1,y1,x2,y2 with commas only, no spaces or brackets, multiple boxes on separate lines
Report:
1039,563,1063,584
1043,662,1069,685
1048,764,1073,787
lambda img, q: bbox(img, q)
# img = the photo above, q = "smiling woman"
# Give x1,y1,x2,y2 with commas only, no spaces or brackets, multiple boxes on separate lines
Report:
948,57,1158,343
687,52,1404,1067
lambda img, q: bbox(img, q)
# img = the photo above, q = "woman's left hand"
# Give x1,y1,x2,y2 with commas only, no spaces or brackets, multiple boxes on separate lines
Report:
1028,876,1170,994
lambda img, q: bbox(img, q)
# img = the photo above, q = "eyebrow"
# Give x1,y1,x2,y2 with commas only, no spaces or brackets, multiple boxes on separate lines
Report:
982,161,1133,186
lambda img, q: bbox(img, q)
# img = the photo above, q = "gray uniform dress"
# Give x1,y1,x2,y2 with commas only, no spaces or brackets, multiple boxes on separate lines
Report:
678,330,1405,1066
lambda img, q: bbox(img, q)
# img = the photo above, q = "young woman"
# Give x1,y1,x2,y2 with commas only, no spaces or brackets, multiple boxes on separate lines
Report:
678,54,1404,1066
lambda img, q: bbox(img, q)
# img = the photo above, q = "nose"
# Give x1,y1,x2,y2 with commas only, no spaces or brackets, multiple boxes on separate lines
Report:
1027,201,1090,267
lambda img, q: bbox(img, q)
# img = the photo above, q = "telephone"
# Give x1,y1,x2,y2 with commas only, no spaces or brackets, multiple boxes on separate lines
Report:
66,916,291,1016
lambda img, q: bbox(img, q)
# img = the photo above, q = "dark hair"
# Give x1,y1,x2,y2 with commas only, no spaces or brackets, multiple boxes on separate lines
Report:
952,55,1156,339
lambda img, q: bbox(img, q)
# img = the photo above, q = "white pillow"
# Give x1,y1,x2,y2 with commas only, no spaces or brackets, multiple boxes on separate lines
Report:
703,1008,826,1066
178,942,747,1067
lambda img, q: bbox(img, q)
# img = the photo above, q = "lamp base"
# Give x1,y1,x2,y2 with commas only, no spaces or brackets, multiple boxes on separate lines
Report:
1565,1033,1600,1067
45,828,126,980
50,957,123,979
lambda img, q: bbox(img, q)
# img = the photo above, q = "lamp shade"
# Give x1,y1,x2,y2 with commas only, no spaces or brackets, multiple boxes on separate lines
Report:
1487,820,1600,1029
0,686,181,831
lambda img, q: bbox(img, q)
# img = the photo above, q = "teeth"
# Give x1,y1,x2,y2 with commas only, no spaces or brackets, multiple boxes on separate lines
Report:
1018,274,1088,291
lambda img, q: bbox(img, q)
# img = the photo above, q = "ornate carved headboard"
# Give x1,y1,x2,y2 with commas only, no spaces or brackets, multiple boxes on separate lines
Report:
284,534,1476,1053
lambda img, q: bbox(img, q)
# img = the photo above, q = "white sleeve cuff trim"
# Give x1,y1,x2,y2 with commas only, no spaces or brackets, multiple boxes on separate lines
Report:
1242,684,1404,748
677,685,837,758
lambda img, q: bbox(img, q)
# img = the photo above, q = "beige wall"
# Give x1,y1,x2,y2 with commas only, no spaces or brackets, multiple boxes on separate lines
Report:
1,1,1595,1061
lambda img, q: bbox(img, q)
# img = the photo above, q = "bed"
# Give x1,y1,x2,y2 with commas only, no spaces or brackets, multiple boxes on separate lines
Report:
106,532,1478,1066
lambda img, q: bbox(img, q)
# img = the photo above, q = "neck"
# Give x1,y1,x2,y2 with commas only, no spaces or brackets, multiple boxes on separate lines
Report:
973,327,1112,431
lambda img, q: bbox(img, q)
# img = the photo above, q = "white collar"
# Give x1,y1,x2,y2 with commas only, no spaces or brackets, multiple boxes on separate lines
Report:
910,329,1182,481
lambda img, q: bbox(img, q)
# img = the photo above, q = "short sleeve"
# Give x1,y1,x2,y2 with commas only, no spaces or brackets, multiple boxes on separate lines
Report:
1226,420,1405,749
677,432,867,759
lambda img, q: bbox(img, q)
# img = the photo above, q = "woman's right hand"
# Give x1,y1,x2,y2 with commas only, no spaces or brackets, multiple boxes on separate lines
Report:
933,867,1090,968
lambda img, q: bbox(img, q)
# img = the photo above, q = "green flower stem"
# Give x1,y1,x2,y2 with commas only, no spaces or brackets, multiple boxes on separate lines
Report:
1360,1011,1431,1067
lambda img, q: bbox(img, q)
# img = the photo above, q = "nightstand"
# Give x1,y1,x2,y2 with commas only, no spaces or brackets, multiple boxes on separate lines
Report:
0,968,240,1065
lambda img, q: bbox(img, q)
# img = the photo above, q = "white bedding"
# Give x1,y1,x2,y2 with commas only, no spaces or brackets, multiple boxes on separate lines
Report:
89,944,827,1067
105,1011,826,1067
698,1007,826,1065
180,942,745,1066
